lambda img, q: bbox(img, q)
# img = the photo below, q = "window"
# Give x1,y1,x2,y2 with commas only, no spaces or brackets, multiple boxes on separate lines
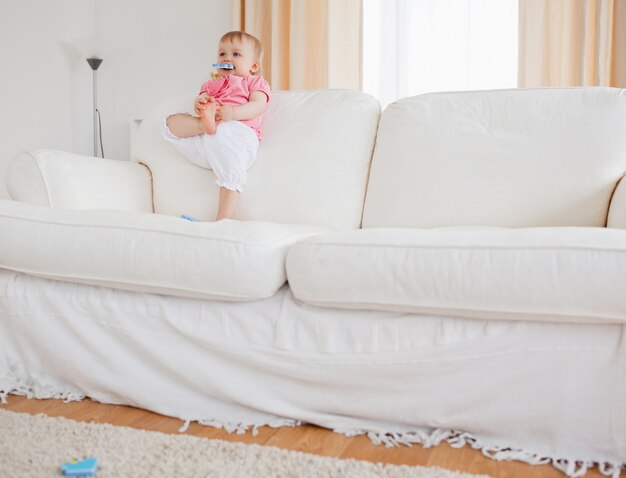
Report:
363,0,519,107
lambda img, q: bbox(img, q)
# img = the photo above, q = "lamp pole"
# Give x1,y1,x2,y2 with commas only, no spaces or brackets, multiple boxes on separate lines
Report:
86,58,103,157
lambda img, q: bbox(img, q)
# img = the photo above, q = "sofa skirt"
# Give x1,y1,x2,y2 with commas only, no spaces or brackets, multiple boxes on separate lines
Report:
0,269,624,476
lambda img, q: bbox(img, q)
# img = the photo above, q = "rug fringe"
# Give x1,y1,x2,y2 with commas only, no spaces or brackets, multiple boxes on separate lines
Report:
3,386,623,477
193,417,302,436
333,428,625,478
1,384,84,404
1,386,301,438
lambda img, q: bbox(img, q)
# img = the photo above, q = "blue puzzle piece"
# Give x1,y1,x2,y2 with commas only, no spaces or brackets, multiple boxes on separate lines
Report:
213,63,234,69
61,457,98,477
180,214,198,222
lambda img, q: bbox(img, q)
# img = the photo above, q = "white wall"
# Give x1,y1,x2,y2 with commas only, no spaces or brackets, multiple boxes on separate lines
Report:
0,0,94,198
95,0,231,162
0,0,231,198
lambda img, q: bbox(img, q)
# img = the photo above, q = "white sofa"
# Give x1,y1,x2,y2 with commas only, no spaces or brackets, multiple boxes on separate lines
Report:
1,88,626,477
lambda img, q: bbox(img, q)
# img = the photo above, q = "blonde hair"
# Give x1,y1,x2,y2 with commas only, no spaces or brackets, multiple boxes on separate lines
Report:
220,31,263,76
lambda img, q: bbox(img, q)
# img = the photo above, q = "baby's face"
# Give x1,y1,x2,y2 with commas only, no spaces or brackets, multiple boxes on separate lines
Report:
216,39,258,77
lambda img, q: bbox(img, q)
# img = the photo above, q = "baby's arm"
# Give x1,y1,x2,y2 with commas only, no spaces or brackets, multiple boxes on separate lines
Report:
217,91,268,123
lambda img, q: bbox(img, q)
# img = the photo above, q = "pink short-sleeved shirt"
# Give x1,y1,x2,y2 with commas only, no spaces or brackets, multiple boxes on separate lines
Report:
199,75,271,141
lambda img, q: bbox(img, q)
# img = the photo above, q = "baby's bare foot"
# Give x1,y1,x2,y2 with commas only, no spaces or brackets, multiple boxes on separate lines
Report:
199,98,217,135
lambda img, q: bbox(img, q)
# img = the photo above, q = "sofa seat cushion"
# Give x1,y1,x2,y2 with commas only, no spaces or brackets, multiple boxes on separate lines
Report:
287,227,626,324
0,200,325,301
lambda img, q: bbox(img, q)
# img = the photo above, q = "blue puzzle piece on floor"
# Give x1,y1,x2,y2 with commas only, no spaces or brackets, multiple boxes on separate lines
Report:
180,214,198,222
61,457,98,476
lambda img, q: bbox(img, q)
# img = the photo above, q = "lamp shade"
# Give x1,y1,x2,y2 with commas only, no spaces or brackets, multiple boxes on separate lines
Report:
86,58,103,70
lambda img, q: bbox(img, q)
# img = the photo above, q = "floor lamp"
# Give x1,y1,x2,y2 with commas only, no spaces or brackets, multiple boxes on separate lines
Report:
86,57,103,157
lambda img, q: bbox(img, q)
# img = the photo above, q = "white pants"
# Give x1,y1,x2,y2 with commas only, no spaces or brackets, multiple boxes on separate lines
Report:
162,116,259,192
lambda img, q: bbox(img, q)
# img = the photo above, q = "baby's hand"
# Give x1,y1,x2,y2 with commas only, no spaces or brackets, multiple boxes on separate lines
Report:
215,101,235,122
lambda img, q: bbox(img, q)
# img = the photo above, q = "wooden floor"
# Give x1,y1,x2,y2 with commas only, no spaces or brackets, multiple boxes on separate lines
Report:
2,395,602,478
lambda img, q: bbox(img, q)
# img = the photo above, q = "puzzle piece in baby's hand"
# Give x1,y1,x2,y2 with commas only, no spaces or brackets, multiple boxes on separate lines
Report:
61,457,98,476
213,63,234,70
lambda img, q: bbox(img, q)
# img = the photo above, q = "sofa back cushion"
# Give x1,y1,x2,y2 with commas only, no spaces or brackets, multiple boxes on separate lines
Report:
133,90,380,229
362,88,626,228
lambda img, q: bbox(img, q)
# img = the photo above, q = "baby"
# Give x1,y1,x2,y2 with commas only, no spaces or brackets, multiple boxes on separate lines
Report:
162,31,270,220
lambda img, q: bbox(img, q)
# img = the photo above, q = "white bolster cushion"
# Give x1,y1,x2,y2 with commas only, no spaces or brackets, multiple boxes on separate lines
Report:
0,200,325,301
287,227,626,324
608,174,626,228
6,150,153,212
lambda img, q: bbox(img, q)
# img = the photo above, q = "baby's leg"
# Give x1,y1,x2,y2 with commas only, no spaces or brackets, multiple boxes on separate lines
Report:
199,97,218,135
216,187,239,220
166,114,204,138
194,121,258,220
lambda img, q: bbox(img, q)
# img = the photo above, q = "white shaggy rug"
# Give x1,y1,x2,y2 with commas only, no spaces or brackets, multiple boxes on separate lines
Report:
0,409,492,478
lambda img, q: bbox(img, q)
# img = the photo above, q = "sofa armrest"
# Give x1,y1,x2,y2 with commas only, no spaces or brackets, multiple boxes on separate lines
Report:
6,150,153,212
607,174,626,228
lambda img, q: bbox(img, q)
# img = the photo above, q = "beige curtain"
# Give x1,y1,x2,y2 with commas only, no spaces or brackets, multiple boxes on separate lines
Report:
519,0,626,87
231,0,361,90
